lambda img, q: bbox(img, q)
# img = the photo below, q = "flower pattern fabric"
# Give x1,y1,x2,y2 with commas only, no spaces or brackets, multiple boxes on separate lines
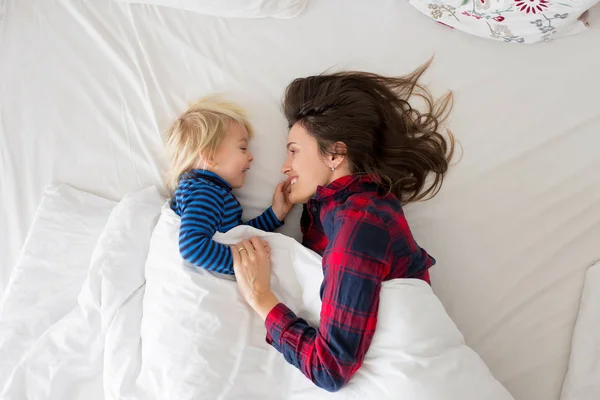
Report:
409,0,597,43
514,0,549,14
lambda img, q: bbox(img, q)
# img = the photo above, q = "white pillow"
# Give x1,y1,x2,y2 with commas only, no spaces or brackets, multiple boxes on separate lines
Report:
0,185,116,388
409,0,597,43
0,187,164,400
113,0,308,19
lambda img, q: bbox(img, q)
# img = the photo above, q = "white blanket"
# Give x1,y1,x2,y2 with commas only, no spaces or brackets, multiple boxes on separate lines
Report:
0,187,513,399
560,261,600,400
140,205,514,400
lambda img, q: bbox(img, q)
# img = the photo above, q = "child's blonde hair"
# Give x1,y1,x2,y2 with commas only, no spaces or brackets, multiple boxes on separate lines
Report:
164,97,254,191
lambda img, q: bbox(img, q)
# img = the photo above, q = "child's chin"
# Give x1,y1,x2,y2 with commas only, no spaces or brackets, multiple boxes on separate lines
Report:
234,177,246,188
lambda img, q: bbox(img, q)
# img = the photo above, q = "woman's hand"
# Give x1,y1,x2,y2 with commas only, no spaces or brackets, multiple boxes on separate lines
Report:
231,237,280,320
272,179,294,222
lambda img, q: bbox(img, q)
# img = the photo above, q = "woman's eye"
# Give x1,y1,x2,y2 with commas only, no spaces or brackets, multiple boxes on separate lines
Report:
289,149,296,155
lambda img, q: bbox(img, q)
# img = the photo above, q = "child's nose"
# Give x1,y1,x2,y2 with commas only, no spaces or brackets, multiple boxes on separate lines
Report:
248,152,254,162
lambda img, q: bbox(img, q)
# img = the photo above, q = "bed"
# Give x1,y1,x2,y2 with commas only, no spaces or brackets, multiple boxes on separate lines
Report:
1,1,599,399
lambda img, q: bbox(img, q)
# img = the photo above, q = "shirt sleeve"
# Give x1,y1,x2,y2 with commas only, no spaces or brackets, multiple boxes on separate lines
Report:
245,206,283,232
178,185,234,275
264,210,392,392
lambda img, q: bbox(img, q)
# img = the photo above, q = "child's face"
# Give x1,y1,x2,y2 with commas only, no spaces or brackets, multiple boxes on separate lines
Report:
210,122,253,189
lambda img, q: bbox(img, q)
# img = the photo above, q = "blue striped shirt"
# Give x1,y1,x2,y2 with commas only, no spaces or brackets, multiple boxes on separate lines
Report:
171,169,283,275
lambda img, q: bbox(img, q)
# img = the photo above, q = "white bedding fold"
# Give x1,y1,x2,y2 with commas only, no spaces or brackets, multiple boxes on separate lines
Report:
560,261,600,400
0,185,116,389
0,187,164,399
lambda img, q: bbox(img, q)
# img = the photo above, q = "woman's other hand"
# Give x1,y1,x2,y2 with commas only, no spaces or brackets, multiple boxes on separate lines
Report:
231,237,279,320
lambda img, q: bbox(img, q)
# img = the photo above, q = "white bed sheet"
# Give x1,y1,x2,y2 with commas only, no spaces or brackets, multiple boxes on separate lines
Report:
0,1,599,399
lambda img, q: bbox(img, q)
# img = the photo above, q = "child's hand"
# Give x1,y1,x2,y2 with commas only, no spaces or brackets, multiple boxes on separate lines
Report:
272,179,294,222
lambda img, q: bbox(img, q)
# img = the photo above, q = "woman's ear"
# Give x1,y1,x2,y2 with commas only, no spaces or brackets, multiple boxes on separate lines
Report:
329,142,347,169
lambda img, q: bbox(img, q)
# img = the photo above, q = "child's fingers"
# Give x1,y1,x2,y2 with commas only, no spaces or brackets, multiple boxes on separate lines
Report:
279,180,290,195
279,179,291,195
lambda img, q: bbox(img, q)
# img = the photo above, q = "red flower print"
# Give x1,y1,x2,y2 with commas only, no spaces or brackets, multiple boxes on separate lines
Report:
493,15,505,22
514,0,549,14
462,11,471,16
436,21,455,29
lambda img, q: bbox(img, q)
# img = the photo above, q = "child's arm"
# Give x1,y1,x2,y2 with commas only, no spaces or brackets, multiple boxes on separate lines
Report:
245,206,283,232
244,180,294,232
179,186,234,275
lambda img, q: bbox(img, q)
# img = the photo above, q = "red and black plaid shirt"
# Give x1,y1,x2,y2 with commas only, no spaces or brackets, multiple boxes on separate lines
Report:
265,174,433,392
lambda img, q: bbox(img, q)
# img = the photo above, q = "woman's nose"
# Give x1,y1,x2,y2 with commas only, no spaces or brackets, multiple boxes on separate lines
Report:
281,157,291,175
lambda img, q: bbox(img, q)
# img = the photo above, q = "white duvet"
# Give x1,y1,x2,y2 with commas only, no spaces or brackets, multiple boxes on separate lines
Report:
560,261,600,400
0,186,513,399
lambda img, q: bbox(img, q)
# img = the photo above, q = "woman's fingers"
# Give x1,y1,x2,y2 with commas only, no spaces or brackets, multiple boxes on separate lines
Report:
251,236,267,257
231,237,276,319
241,239,257,261
234,238,269,266
231,245,241,265
238,243,250,265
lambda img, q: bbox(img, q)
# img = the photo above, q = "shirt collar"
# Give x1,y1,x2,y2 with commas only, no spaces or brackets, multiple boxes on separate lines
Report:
313,174,381,201
183,169,232,191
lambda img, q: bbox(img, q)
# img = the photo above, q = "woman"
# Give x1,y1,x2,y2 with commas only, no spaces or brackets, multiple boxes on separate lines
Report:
232,60,455,392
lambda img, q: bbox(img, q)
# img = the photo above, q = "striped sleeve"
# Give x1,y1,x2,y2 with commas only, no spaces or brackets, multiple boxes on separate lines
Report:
178,185,234,275
245,206,284,232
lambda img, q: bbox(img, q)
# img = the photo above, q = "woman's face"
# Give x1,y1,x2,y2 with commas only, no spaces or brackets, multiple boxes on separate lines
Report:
281,123,333,204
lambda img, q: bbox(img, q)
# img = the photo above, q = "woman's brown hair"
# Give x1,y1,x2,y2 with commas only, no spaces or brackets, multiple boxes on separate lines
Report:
282,59,455,203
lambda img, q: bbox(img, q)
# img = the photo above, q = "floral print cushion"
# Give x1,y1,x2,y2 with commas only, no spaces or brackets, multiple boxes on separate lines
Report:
409,0,597,43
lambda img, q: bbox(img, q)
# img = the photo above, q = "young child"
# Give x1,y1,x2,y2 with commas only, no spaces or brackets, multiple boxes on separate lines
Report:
164,97,292,275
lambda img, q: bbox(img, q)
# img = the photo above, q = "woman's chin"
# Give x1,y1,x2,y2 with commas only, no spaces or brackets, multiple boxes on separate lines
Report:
289,190,312,205
288,190,302,205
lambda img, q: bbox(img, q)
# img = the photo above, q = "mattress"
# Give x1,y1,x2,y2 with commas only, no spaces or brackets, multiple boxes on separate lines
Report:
1,0,599,399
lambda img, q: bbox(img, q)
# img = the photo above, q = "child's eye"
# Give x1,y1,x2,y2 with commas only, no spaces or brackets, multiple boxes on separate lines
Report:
240,147,248,151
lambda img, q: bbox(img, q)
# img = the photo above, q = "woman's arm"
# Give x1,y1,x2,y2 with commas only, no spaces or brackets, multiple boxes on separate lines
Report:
248,209,391,392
